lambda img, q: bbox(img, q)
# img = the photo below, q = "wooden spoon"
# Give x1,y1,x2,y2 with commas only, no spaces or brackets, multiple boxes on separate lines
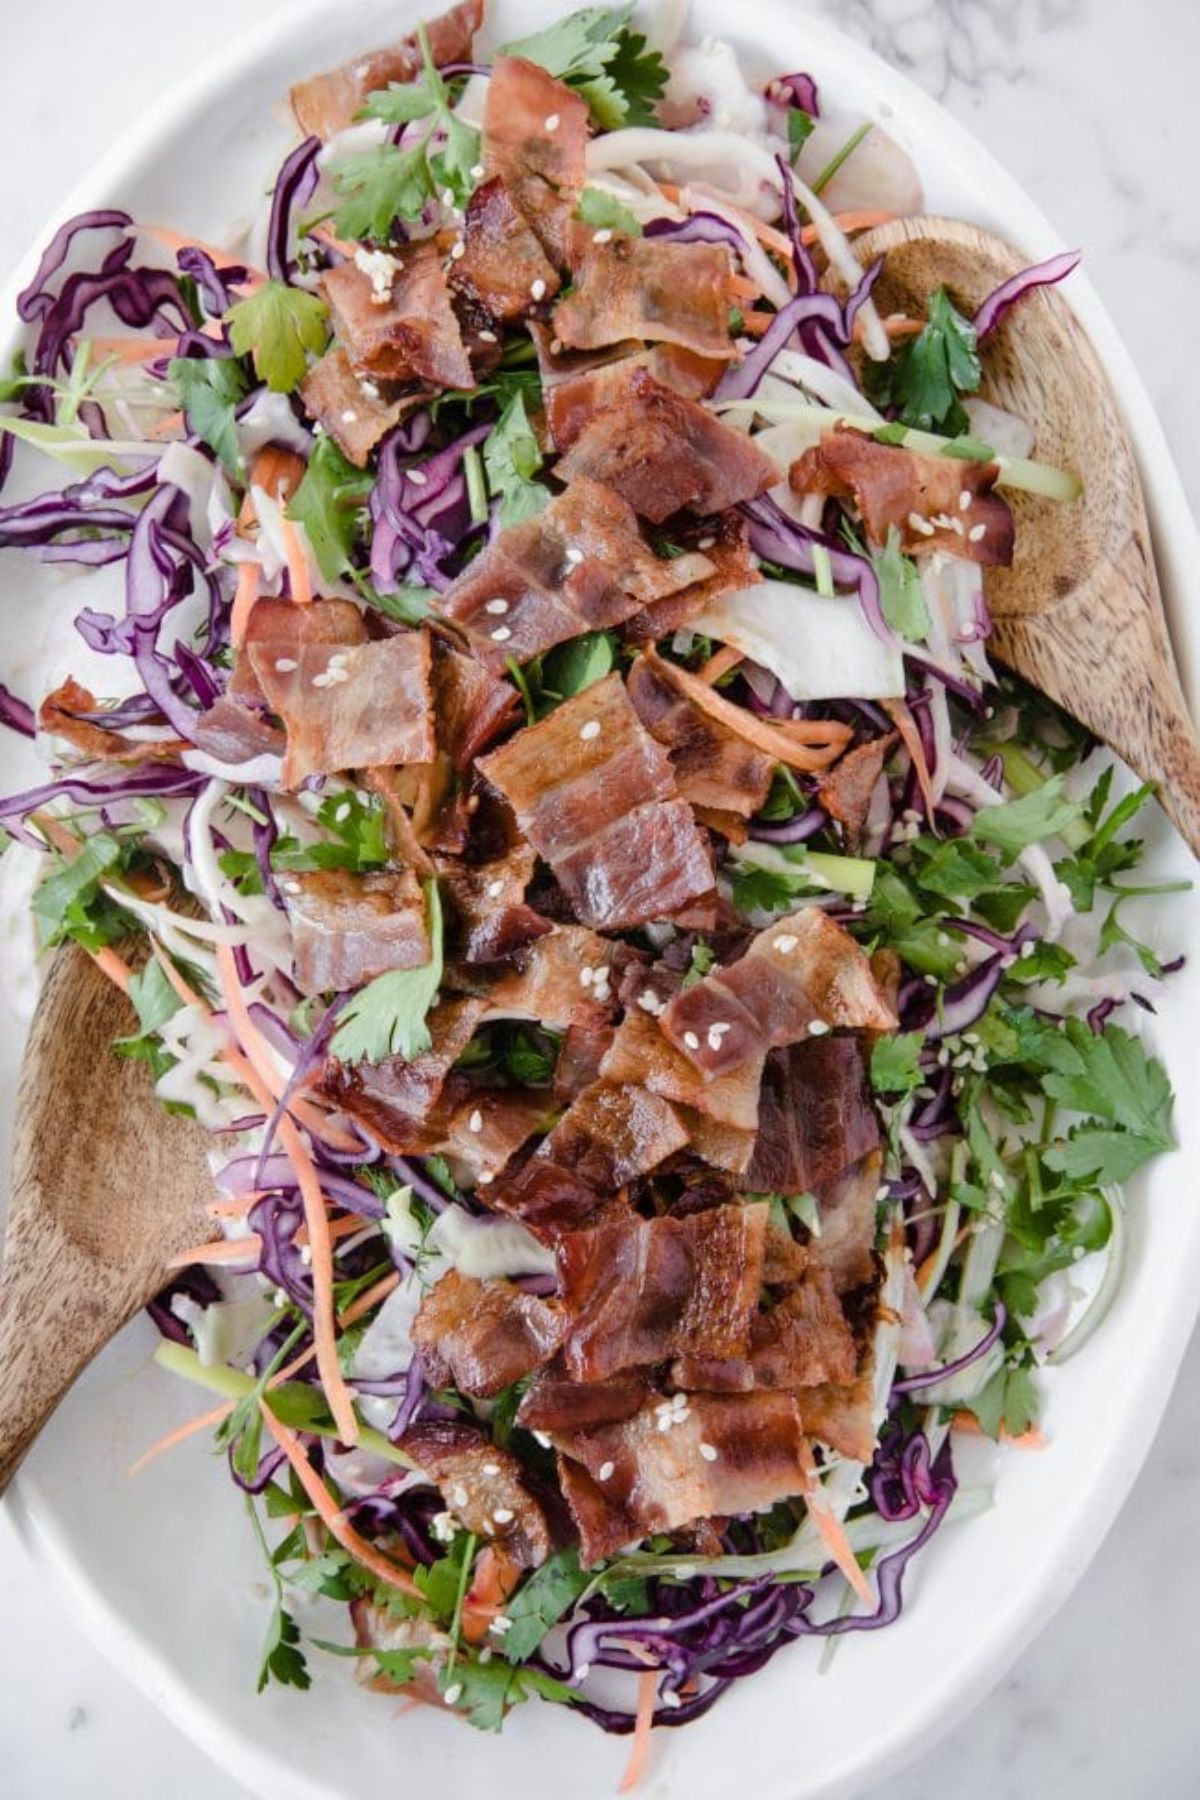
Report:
850,214,1200,854
0,944,215,1494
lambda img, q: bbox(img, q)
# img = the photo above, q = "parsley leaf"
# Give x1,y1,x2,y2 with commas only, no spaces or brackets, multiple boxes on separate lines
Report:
874,528,930,641
575,186,642,237
969,775,1083,860
483,390,549,527
32,831,124,948
787,106,815,163
330,143,435,241
286,434,374,583
168,354,250,473
868,285,981,434
870,1031,925,1098
225,280,329,394
500,1549,589,1661
331,880,444,1064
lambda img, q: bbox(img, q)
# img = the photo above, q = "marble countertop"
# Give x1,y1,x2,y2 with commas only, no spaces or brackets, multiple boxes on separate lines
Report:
1,0,1197,1795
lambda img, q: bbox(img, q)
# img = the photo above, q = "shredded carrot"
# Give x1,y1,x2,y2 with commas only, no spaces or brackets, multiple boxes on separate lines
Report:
260,1406,422,1595
307,222,361,261
951,1412,1047,1449
740,310,776,337
801,208,898,245
278,1113,359,1448
279,515,314,604
798,1441,874,1605
127,1398,236,1476
916,1224,970,1296
619,1670,659,1794
294,1210,372,1249
206,1193,263,1218
149,410,186,440
727,272,762,303
243,446,306,517
139,223,266,289
165,1234,263,1270
89,336,179,367
643,649,852,772
339,1269,400,1329
229,561,262,647
864,313,924,342
883,698,936,820
695,643,744,685
90,943,134,993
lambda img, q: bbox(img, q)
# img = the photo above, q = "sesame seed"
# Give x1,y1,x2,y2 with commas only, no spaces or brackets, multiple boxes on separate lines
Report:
430,1510,457,1541
533,1430,551,1448
359,377,381,399
544,112,561,131
311,671,335,688
274,657,298,672
1020,939,1037,958
579,719,601,741
683,1031,700,1050
469,1109,483,1134
478,1170,495,1185
968,523,987,542
530,278,547,300
576,1663,591,1681
637,989,665,1016
443,1683,463,1707
663,1690,682,1710
936,1047,949,1067
484,597,509,614
452,1486,469,1507
450,239,466,260
598,1460,615,1481
340,408,359,424
564,544,584,566
490,625,512,642
924,974,939,987
486,878,504,897
493,1507,515,1525
874,1184,890,1201
592,228,613,244
408,468,427,486
442,187,455,206
775,934,798,954
299,1245,313,1266
470,163,485,180
697,535,716,550
989,1170,1005,1190
699,1442,719,1462
478,328,497,343
489,1614,512,1635
808,1019,831,1036
959,489,972,511
907,511,936,537
580,967,594,987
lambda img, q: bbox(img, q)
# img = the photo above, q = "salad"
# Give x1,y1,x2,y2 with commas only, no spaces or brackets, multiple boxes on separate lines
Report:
0,0,1187,1772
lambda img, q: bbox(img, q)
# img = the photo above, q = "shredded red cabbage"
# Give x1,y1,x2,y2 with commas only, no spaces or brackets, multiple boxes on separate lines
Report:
974,249,1081,341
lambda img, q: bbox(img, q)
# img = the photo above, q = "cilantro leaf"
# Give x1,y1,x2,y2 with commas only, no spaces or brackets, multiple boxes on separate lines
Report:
500,1549,589,1661
124,959,184,1036
593,28,667,126
870,1031,924,1098
501,6,664,128
969,775,1083,860
501,6,631,78
168,354,250,473
874,528,930,641
966,1363,1040,1440
787,106,815,163
32,831,123,948
575,186,642,237
868,285,981,434
539,629,616,698
1040,1018,1174,1151
360,83,438,124
331,880,444,1064
329,143,435,241
483,390,548,527
225,280,329,394
286,433,374,583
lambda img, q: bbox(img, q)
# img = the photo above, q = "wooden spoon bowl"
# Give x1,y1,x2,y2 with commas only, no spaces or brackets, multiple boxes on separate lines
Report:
0,945,216,1494
850,214,1200,854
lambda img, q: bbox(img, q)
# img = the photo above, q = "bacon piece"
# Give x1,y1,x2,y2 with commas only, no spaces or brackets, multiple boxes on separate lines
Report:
529,325,726,452
556,369,776,522
300,347,424,468
659,907,898,1078
538,1080,688,1196
191,696,285,765
624,511,762,642
517,1368,649,1434
673,1264,857,1393
412,1269,566,1398
789,427,1015,566
436,1088,552,1180
437,478,712,674
450,178,560,322
816,732,895,843
322,245,473,390
797,1367,877,1462
441,845,552,966
483,924,619,1029
817,1149,883,1294
554,1010,617,1102
352,1597,449,1701
248,629,435,790
557,1202,767,1381
230,596,367,706
485,1160,610,1238
599,1008,762,1133
290,0,483,139
626,651,774,818
283,867,429,996
431,637,519,771
553,1389,808,1564
745,1035,880,1195
318,996,485,1150
478,673,716,930
554,235,739,360
37,677,188,762
764,1222,810,1286
399,1417,552,1567
483,57,588,265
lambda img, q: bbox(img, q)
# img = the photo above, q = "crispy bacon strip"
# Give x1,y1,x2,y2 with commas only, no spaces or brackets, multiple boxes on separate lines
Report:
553,234,740,360
282,867,429,996
450,177,561,321
322,245,473,390
300,347,425,468
483,57,589,265
290,0,483,140
412,1269,566,1397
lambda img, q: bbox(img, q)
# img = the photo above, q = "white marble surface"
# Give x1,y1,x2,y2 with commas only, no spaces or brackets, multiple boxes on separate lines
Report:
0,1,1197,1796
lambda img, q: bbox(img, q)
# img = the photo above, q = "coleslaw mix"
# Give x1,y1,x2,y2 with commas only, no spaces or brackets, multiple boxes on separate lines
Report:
0,0,1186,1758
